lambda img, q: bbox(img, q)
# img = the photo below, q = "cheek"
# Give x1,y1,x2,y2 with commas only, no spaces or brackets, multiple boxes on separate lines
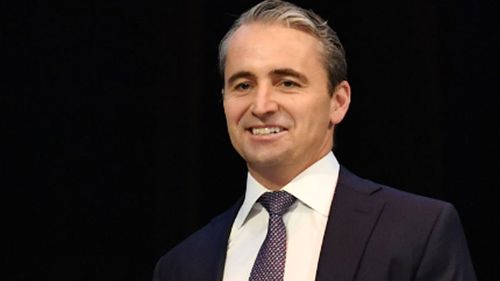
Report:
223,101,236,122
223,99,248,125
299,100,332,128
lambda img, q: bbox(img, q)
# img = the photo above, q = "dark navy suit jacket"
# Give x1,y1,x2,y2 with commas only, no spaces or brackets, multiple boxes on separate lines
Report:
153,167,477,281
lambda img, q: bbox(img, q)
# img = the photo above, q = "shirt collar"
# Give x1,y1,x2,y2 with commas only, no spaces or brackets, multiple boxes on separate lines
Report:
234,151,340,229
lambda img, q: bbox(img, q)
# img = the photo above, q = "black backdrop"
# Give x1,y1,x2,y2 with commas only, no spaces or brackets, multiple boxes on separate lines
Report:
3,0,499,280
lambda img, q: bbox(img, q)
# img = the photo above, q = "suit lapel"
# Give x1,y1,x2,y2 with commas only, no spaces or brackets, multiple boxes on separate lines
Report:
315,167,385,281
211,198,243,281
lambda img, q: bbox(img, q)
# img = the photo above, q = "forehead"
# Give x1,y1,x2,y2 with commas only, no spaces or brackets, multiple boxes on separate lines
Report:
225,23,325,77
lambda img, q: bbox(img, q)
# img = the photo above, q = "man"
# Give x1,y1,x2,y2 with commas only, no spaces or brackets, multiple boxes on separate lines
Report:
154,0,477,280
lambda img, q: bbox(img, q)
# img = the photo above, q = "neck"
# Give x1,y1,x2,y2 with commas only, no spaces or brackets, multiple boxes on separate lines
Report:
248,151,331,191
248,166,295,191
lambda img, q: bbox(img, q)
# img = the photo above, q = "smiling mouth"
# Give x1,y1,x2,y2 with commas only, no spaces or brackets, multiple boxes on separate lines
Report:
250,127,285,136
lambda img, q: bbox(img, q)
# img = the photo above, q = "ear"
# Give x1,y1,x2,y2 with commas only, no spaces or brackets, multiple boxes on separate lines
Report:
329,81,351,125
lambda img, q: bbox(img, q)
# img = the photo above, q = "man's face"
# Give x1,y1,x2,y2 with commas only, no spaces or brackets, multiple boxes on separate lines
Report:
223,23,350,184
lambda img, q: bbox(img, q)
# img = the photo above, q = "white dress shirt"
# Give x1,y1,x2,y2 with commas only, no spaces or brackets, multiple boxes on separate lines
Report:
222,152,340,281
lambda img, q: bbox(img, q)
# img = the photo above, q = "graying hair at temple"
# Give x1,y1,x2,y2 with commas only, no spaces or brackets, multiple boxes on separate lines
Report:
218,0,347,93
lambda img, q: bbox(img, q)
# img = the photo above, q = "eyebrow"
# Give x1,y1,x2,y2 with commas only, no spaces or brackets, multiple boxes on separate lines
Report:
226,68,309,86
270,68,309,84
226,71,257,86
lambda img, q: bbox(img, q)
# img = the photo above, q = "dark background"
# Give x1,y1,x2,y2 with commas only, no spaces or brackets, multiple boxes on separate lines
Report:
3,0,499,280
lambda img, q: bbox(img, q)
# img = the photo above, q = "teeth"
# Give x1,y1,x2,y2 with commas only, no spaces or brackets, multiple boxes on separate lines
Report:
251,127,282,135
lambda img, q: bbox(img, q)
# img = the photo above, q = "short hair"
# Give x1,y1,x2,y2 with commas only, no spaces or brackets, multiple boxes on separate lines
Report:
218,0,347,93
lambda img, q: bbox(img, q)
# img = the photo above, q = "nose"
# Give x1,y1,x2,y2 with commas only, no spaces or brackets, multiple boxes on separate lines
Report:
251,84,278,117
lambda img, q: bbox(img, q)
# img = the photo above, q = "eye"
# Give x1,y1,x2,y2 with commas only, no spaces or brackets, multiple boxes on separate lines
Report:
280,80,300,88
235,82,252,91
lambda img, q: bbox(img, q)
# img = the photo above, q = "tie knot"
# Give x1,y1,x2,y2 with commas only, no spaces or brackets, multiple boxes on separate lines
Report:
258,191,296,216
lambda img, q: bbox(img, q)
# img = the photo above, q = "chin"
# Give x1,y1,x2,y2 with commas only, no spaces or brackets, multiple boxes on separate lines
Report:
245,153,288,168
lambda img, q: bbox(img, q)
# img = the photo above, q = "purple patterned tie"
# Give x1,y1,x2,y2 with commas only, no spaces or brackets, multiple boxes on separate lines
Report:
249,191,297,281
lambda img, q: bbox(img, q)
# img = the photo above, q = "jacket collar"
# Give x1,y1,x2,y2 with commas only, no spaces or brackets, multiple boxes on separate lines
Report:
208,166,385,281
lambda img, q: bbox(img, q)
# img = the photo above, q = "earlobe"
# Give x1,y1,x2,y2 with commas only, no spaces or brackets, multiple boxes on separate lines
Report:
330,81,351,125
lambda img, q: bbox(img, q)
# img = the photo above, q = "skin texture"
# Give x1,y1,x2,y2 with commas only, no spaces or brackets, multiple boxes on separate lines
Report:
223,23,351,190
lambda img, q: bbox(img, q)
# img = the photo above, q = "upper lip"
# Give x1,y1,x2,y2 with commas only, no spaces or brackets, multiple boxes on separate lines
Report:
246,125,287,130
